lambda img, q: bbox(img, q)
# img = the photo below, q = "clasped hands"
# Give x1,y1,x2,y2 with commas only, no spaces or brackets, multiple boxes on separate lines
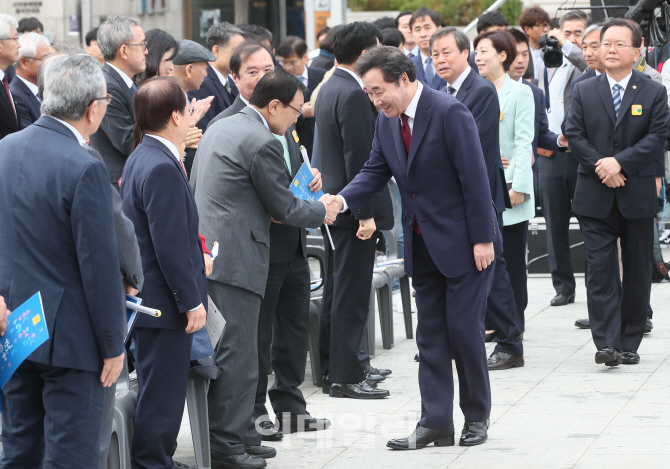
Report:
319,193,341,225
595,157,626,188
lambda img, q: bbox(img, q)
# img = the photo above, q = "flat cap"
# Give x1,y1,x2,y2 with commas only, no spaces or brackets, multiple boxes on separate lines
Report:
173,39,216,65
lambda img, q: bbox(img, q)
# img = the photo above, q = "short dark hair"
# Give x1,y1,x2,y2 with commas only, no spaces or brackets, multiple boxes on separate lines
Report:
229,41,276,77
249,68,302,108
85,27,99,47
560,10,590,30
317,26,331,40
507,28,530,49
477,11,508,33
380,28,405,48
237,24,273,45
333,21,380,65
318,25,342,53
276,36,308,59
374,17,396,30
395,10,413,28
17,17,43,34
206,22,244,51
473,30,517,71
602,18,642,48
409,7,442,30
430,27,470,55
134,29,179,86
519,6,551,30
132,76,187,149
354,45,416,84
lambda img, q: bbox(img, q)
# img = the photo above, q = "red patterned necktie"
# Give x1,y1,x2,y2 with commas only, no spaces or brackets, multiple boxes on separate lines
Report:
400,113,421,235
178,158,187,177
3,75,17,121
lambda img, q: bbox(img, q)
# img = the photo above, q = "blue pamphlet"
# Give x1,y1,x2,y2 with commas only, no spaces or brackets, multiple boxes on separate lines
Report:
291,163,324,201
0,292,49,390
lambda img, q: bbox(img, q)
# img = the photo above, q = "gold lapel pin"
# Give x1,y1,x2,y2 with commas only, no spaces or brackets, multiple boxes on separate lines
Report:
633,85,637,89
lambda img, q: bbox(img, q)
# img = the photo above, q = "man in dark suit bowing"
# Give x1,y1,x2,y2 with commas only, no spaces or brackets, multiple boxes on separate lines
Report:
0,14,21,140
328,45,501,448
565,19,669,367
10,32,50,128
120,77,208,468
90,16,148,187
432,27,523,371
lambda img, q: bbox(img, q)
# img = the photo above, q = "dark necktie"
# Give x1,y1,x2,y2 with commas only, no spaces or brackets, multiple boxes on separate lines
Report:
612,84,622,118
130,83,138,96
400,113,421,235
3,75,16,121
447,86,456,95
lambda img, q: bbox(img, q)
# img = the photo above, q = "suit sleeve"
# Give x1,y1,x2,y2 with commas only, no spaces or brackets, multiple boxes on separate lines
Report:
98,81,134,156
565,83,607,174
566,43,587,73
143,162,202,312
537,87,560,152
510,86,535,195
70,160,125,359
338,90,377,220
110,182,144,290
249,138,326,228
469,86,504,183
614,86,669,176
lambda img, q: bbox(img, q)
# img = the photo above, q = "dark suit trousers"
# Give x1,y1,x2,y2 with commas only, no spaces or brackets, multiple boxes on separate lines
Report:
207,280,263,454
1,360,104,469
486,213,524,356
503,221,529,329
579,202,653,351
319,225,376,384
412,235,493,432
536,153,579,295
131,327,192,469
254,254,311,421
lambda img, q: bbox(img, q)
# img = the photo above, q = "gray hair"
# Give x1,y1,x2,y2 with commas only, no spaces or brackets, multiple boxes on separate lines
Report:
430,26,471,55
582,23,603,43
559,10,590,30
206,22,244,51
51,41,85,54
41,54,105,120
97,15,140,61
0,14,18,40
37,53,64,99
15,32,51,67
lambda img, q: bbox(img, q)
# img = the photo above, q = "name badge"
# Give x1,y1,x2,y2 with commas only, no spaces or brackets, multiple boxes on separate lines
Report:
631,105,642,116
499,111,503,121
292,130,299,142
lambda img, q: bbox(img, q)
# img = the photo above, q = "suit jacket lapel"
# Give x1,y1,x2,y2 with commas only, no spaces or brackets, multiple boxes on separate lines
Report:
407,86,433,170
143,136,191,189
498,75,512,114
391,118,408,174
596,73,617,126
456,69,475,104
615,73,642,129
208,64,231,108
104,63,134,107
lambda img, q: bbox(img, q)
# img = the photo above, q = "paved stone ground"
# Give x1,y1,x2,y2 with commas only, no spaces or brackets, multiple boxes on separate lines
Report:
175,276,670,469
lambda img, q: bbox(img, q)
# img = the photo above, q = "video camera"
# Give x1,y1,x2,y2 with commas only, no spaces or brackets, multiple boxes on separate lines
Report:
537,35,564,68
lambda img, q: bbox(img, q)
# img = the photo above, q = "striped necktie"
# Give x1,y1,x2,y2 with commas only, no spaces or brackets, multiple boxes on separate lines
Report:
612,83,622,118
424,57,435,85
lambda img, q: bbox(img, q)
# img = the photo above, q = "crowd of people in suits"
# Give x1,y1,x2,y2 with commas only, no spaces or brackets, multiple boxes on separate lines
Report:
0,3,668,468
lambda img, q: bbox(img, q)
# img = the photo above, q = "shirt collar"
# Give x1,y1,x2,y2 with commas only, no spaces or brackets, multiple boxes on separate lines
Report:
336,66,364,89
16,75,39,96
595,70,602,76
606,71,632,92
420,51,431,63
0,69,5,81
240,95,249,105
145,134,182,161
401,81,423,120
211,65,229,87
47,116,86,146
448,65,471,91
249,106,270,130
404,45,419,57
301,66,309,83
106,62,134,88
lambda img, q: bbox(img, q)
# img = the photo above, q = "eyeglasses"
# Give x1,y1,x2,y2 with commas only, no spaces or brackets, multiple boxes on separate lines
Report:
24,56,47,61
90,93,113,105
124,41,148,51
0,36,19,42
601,42,637,51
287,103,302,118
534,23,550,30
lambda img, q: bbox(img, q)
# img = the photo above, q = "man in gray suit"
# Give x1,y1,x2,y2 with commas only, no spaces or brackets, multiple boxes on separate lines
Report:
192,69,337,469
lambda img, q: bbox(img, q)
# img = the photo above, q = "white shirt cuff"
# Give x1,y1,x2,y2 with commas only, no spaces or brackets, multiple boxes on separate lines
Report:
337,195,348,213
189,303,203,312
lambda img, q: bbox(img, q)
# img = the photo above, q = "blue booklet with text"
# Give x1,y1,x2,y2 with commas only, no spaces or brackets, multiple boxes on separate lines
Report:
291,163,324,201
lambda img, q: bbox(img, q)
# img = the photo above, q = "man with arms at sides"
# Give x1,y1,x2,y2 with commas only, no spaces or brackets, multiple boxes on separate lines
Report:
0,54,126,467
328,45,500,448
10,32,50,128
276,35,326,157
0,14,21,140
90,16,148,187
189,23,245,130
314,21,394,400
469,11,508,74
192,70,337,469
566,19,669,367
203,41,332,444
410,7,445,90
432,26,523,370
396,10,419,57
519,5,551,82
120,77,208,469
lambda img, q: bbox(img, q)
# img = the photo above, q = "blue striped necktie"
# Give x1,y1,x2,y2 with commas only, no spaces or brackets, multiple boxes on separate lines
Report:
424,57,435,85
612,83,622,118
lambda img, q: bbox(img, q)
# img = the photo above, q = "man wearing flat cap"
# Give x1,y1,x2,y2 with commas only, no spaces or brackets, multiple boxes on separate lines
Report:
171,39,216,176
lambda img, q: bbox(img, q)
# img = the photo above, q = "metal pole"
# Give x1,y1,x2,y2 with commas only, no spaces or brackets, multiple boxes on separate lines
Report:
81,0,92,47
462,0,510,35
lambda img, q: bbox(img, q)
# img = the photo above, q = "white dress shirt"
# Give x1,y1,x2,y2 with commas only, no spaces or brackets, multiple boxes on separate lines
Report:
530,47,543,79
300,66,309,87
106,62,134,89
211,65,228,88
337,66,364,89
16,75,40,100
447,66,471,97
48,116,86,146
419,51,432,74
403,45,420,57
606,71,632,101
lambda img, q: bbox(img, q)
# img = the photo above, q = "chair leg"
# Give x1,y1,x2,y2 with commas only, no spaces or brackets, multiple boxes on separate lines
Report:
399,275,413,339
186,375,212,469
377,282,394,349
309,302,323,387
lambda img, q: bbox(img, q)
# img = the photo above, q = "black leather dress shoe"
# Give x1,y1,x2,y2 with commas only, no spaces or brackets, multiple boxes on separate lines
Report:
244,445,276,459
211,452,266,469
330,381,389,399
595,347,621,366
459,420,488,446
173,461,195,469
414,353,419,362
258,420,283,441
487,351,524,370
278,414,331,433
322,375,330,394
551,292,575,306
364,365,392,376
485,330,497,342
621,350,640,364
645,319,653,334
386,424,455,450
574,319,590,329
365,372,386,382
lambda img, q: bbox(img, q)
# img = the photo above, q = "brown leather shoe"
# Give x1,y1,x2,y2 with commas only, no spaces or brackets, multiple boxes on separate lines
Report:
487,351,524,370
